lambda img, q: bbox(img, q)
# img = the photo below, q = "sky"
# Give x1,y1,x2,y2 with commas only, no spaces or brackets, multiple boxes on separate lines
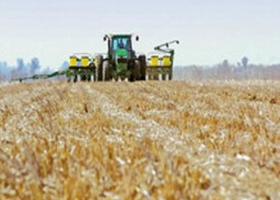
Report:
0,0,280,69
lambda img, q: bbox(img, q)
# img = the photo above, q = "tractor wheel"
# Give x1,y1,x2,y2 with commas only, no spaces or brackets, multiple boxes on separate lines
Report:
169,71,173,80
139,55,147,81
103,61,111,81
129,74,135,82
129,60,140,82
135,60,141,81
96,54,103,81
129,66,135,82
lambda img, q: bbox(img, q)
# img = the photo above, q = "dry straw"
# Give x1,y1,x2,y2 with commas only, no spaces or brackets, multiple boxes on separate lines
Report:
0,80,279,199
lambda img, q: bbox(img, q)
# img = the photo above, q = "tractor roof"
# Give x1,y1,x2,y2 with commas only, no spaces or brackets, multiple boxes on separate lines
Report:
108,34,133,38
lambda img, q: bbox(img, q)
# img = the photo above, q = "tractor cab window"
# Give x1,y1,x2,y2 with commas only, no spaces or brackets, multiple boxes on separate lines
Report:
112,37,131,51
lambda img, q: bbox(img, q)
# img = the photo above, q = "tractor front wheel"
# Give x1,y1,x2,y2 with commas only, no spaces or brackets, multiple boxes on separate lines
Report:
139,55,147,81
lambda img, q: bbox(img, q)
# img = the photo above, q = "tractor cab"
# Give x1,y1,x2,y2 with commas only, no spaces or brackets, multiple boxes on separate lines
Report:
104,34,137,60
112,36,131,51
102,34,140,80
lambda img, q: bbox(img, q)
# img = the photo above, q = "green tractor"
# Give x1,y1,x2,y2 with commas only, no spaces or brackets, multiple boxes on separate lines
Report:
95,34,146,82
11,33,179,82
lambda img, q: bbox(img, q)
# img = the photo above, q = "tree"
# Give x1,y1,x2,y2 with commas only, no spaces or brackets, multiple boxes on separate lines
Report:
242,57,248,69
222,59,229,69
30,57,40,75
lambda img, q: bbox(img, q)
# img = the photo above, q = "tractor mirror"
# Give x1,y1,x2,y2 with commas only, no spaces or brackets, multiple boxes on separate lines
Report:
103,36,107,41
136,35,139,41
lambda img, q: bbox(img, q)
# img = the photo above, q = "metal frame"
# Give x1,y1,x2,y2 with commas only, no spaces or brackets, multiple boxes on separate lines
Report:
146,40,179,80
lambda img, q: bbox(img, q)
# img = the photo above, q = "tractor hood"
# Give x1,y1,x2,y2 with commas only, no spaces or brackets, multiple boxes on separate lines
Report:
115,49,129,76
116,49,128,58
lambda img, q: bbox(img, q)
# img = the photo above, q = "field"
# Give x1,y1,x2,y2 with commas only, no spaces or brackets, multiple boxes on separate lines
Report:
0,80,279,199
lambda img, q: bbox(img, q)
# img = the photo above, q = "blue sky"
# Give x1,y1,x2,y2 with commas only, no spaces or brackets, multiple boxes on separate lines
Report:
0,0,280,69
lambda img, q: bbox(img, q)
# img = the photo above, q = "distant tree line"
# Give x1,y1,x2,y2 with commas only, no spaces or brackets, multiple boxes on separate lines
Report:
174,57,280,80
1,56,279,82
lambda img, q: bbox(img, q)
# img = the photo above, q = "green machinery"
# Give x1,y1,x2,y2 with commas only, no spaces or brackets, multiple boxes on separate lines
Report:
11,70,68,82
11,34,179,82
95,34,147,81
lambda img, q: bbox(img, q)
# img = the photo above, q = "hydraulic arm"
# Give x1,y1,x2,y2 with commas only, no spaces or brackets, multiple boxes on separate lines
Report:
154,40,179,64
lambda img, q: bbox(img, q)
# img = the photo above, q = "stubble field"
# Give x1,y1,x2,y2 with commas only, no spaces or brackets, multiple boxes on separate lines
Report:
0,80,279,199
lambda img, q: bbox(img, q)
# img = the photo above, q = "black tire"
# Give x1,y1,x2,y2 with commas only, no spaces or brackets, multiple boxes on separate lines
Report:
169,71,173,80
103,61,111,81
129,60,140,82
96,54,103,81
134,60,141,81
129,74,135,82
139,55,147,81
129,64,135,82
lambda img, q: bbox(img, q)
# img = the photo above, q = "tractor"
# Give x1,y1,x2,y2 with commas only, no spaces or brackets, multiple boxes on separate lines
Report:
95,34,146,82
94,34,179,82
11,34,179,82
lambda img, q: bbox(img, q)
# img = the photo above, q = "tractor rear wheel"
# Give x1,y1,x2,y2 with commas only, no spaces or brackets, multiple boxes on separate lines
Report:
103,61,111,81
139,55,147,81
129,61,140,82
96,55,103,81
135,60,141,81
